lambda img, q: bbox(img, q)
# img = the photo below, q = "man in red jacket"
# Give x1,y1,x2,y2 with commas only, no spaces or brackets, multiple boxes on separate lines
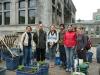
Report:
64,25,77,72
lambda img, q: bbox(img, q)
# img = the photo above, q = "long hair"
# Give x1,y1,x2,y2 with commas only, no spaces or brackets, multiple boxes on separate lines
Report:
48,25,57,36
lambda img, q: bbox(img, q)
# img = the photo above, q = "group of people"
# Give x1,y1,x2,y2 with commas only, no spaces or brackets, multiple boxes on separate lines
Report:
20,23,90,72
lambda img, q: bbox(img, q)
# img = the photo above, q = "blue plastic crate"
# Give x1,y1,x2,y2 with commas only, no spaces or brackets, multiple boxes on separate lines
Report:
5,56,19,70
0,67,6,75
16,66,41,75
1,50,12,60
16,70,39,75
40,67,48,75
40,64,49,75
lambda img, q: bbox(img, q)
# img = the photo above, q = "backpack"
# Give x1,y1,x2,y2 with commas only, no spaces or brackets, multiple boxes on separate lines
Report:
85,37,92,50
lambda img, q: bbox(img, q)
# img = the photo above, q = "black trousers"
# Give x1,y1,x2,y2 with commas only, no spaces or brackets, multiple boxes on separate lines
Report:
36,48,46,61
59,45,66,66
77,50,87,62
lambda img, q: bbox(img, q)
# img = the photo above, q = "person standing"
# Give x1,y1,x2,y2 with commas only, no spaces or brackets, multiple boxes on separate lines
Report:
59,24,66,68
64,25,77,72
33,23,46,62
47,25,59,67
20,26,35,66
76,27,88,62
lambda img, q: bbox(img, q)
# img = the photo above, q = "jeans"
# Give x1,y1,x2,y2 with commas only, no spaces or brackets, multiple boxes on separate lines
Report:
48,45,57,61
64,46,75,69
23,46,32,66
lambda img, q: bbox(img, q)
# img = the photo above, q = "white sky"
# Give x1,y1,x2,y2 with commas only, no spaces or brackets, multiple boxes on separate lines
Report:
72,0,100,20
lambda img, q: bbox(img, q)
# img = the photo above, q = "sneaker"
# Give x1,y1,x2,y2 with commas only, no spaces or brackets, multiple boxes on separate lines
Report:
66,68,69,72
68,68,72,72
69,68,73,72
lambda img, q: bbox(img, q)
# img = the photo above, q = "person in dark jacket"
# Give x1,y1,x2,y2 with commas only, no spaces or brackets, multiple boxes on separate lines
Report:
33,23,46,62
64,25,77,72
76,26,88,62
96,44,100,63
59,24,66,68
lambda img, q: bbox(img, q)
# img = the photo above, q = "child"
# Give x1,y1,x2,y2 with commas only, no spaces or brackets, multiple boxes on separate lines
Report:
55,51,61,65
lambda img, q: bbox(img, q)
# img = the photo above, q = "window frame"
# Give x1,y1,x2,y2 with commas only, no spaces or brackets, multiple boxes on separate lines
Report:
4,2,10,10
28,9,36,24
19,10,25,24
4,11,10,25
0,3,2,11
19,0,25,9
0,12,2,25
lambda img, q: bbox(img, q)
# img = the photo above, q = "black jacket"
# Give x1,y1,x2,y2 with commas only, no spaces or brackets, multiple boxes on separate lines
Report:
33,30,46,49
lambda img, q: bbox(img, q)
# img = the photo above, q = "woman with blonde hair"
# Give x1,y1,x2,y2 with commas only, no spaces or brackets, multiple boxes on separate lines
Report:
47,24,59,67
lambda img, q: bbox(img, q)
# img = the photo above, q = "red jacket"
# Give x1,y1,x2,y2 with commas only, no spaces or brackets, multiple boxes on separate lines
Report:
64,31,77,47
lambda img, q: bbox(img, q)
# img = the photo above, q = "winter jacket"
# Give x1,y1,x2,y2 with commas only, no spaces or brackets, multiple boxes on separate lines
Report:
20,32,36,50
59,29,66,45
47,31,59,47
33,30,46,49
64,31,77,47
76,34,86,50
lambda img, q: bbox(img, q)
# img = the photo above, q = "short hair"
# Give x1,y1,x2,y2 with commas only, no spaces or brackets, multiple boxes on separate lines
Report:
67,24,73,27
39,21,42,24
60,24,65,28
26,26,32,31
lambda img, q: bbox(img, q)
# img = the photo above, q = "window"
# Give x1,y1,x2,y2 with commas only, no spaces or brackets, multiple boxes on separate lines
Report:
28,0,36,24
57,3,61,10
28,10,35,24
4,12,10,25
52,0,55,4
52,6,56,24
96,26,100,35
57,10,61,16
19,0,25,24
28,0,36,8
19,0,25,9
0,12,2,25
0,3,2,11
18,0,37,24
4,2,10,25
19,10,25,24
4,2,10,10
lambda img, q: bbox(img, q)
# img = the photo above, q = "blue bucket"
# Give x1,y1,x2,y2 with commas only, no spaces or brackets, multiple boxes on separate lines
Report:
0,67,6,75
5,56,19,70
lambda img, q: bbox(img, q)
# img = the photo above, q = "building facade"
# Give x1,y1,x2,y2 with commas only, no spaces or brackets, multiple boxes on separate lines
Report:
0,0,76,31
93,9,100,22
